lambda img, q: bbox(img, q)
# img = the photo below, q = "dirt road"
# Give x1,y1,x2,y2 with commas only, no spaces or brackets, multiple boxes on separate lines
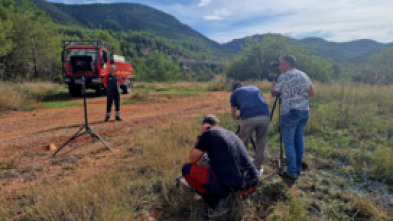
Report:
0,91,230,195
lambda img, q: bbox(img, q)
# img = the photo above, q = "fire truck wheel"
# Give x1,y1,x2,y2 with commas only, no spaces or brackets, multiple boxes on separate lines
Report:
95,86,105,96
68,85,82,97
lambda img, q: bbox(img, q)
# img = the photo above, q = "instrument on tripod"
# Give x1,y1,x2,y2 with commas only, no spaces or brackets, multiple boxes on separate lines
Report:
52,72,113,157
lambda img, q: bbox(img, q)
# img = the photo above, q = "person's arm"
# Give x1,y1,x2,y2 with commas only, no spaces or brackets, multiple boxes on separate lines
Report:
230,93,239,120
271,77,281,97
271,83,279,97
188,124,211,163
102,75,108,89
231,107,239,120
114,70,122,84
189,134,204,163
189,148,204,164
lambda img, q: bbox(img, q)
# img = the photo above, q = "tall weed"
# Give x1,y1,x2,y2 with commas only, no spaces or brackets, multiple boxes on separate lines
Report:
2,81,393,220
0,81,62,112
285,196,309,221
17,81,61,100
310,82,393,184
23,172,137,220
22,117,201,220
0,83,30,111
370,147,393,185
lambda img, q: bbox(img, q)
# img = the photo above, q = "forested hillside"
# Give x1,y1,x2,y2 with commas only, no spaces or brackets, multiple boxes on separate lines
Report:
0,0,60,81
31,0,232,59
297,38,385,62
226,35,333,82
225,35,393,84
0,0,228,82
224,34,386,62
350,46,393,84
28,0,81,25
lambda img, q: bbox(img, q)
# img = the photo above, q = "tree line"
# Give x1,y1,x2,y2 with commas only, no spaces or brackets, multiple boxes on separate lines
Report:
0,0,222,82
0,0,60,81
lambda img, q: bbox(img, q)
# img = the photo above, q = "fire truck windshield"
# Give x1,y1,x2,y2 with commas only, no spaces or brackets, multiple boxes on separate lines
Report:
66,49,98,62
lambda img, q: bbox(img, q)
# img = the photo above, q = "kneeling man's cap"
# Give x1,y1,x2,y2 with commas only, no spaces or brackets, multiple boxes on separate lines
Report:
202,115,220,125
232,81,243,91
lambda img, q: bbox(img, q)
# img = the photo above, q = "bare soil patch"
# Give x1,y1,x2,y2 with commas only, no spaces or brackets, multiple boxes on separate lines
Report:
0,91,230,195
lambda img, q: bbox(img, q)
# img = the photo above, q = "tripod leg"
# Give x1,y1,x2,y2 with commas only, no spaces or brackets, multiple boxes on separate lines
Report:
250,136,256,151
52,125,85,157
87,126,113,152
52,73,114,157
278,126,284,174
235,125,240,134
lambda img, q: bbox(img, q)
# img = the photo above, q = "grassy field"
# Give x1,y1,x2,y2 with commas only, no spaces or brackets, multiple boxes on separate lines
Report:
1,80,393,220
0,76,233,112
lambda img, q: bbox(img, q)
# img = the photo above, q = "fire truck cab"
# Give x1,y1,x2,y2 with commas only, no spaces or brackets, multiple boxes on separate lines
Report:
62,41,135,96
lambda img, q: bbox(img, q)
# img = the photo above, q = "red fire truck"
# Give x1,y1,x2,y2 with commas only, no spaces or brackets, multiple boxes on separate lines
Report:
62,41,135,96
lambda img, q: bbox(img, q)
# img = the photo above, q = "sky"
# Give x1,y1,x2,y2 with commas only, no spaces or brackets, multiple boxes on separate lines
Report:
47,0,393,44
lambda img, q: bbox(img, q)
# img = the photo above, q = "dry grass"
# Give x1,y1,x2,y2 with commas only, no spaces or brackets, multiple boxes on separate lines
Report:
133,75,234,92
23,172,137,220
309,83,393,157
133,75,276,93
0,81,61,112
349,196,388,220
206,75,233,91
370,147,393,184
17,81,61,100
19,118,199,220
133,120,198,196
134,81,209,92
15,114,294,220
0,82,31,111
266,196,310,221
245,80,272,92
1,81,393,220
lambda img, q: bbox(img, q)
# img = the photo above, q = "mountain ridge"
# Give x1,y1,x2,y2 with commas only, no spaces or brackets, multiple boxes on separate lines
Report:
33,0,390,62
223,34,387,62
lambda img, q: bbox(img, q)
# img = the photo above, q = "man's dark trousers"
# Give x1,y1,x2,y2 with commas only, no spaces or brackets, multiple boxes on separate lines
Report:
107,92,120,113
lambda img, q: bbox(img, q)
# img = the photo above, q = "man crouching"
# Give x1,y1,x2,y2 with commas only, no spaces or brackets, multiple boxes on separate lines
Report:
181,115,259,217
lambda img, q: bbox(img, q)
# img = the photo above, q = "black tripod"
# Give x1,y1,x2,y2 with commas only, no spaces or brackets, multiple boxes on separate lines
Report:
52,75,113,157
270,96,283,174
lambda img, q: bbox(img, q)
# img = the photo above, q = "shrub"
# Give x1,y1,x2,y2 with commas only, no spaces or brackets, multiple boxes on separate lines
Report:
0,82,30,111
17,81,61,100
370,147,393,185
0,81,62,112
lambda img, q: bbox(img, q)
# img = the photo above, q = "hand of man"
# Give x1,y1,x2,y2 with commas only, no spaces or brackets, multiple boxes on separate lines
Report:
231,107,239,120
200,123,212,133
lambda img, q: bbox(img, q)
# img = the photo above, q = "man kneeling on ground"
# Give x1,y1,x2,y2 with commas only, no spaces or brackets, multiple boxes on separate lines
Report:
181,115,259,215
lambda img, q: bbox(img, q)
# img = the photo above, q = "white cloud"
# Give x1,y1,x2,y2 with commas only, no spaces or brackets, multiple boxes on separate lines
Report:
203,8,230,20
198,0,212,7
191,0,393,43
204,15,221,21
